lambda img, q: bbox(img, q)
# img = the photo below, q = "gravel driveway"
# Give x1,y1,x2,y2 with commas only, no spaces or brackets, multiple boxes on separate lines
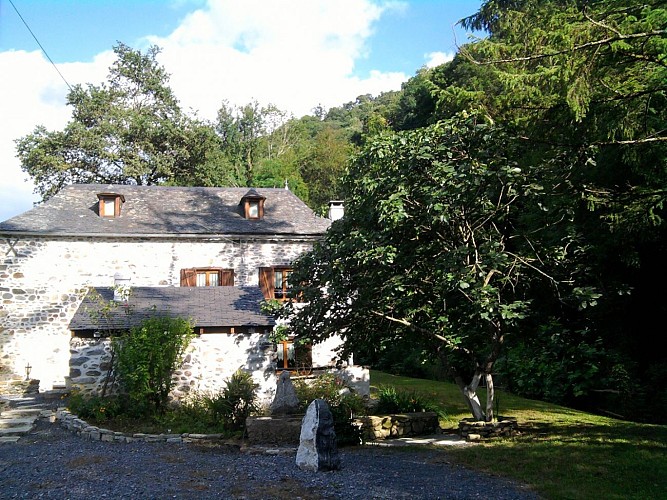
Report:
0,417,540,500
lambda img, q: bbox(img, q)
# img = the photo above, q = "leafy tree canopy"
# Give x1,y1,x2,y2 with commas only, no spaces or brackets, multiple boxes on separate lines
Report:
285,113,556,420
16,43,223,200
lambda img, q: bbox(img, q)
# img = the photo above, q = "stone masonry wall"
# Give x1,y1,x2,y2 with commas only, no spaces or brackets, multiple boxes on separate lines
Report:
69,333,279,406
0,235,313,391
68,336,368,407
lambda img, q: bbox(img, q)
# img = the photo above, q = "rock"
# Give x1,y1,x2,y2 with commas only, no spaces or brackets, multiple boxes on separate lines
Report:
296,399,340,472
269,370,300,416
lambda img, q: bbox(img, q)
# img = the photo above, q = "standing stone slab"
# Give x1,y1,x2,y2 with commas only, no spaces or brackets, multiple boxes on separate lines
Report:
270,370,300,416
296,399,340,472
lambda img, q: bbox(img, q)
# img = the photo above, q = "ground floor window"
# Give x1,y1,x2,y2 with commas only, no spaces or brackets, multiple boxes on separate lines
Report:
276,339,312,372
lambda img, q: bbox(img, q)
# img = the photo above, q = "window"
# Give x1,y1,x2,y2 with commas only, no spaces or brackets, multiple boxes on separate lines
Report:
247,200,260,218
259,267,293,301
240,189,265,220
97,192,125,218
276,339,312,372
274,268,292,300
180,268,234,287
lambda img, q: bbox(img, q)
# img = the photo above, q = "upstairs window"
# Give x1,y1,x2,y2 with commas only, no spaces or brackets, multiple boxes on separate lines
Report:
97,192,125,218
181,268,234,287
259,267,294,301
240,188,266,220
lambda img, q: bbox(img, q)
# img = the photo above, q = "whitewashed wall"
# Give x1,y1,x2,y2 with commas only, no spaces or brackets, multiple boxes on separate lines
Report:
0,236,313,391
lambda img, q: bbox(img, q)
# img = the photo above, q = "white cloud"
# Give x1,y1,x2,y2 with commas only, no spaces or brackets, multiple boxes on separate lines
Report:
0,50,114,221
150,0,407,119
0,0,408,221
424,51,455,68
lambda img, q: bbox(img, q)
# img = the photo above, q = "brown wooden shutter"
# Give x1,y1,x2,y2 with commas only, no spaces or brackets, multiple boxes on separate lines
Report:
258,267,274,299
220,269,234,286
180,268,197,286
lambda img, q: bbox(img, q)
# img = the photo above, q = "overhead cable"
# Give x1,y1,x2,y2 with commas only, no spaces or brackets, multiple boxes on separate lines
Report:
8,0,73,91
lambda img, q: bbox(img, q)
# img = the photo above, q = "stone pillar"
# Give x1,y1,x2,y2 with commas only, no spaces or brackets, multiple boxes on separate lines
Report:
296,399,340,472
270,370,300,416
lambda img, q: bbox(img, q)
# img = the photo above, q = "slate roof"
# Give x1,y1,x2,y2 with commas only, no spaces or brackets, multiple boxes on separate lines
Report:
69,286,275,332
0,184,330,237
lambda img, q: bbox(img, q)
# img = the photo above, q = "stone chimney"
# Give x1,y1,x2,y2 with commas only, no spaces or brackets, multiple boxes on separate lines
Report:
328,201,344,221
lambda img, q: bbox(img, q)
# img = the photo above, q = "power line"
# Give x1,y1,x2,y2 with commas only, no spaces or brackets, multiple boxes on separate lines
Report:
8,0,73,91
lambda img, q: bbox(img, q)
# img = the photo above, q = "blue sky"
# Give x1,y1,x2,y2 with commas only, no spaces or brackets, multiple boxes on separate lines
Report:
0,0,483,221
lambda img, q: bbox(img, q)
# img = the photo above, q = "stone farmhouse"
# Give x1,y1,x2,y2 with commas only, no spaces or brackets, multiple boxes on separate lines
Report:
0,183,365,404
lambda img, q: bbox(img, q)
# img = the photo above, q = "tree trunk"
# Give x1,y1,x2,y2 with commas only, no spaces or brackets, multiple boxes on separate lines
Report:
485,372,495,422
454,371,486,421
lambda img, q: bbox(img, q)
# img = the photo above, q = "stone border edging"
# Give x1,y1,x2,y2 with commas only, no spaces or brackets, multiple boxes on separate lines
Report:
54,408,231,445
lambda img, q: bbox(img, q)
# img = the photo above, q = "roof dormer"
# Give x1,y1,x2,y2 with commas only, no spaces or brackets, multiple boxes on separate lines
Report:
240,188,266,220
97,192,125,218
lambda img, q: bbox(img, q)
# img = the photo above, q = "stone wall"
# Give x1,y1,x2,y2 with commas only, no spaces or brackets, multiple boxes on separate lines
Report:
0,235,313,391
458,417,518,441
67,336,369,407
70,332,278,405
355,412,440,441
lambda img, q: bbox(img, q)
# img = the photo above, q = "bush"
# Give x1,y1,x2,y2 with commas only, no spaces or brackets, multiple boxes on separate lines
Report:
374,385,444,417
294,373,367,446
68,392,124,423
112,315,194,416
204,369,260,433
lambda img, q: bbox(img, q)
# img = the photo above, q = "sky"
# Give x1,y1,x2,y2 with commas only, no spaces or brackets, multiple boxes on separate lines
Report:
0,0,483,221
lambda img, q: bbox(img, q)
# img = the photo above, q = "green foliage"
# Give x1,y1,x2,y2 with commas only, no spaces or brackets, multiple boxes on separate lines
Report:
374,385,445,418
16,43,221,200
496,322,608,405
112,315,194,416
259,298,284,317
284,112,542,421
294,373,367,445
67,392,124,423
67,371,259,436
203,370,259,432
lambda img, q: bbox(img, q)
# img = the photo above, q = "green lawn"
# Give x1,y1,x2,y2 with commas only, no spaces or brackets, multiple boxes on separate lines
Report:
370,370,667,500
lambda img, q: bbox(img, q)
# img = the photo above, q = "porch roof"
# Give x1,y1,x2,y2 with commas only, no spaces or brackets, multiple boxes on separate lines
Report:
69,286,275,332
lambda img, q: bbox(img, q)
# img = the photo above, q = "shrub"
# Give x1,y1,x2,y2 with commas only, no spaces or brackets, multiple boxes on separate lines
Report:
294,373,367,446
68,392,124,423
112,315,194,416
374,385,444,417
205,369,260,433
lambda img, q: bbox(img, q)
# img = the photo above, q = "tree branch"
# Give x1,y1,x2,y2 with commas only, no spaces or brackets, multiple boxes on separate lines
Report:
463,30,667,66
370,310,471,355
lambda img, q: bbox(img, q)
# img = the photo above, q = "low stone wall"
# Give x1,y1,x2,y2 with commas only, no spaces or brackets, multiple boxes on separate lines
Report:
0,376,40,396
246,415,304,445
55,408,233,445
458,416,518,441
355,412,440,441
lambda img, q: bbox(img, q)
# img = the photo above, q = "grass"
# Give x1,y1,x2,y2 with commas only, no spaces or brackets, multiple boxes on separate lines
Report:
371,370,667,500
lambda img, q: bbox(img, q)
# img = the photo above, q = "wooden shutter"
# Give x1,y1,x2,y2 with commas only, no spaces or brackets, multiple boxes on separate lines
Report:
220,269,234,286
258,267,274,299
180,268,197,286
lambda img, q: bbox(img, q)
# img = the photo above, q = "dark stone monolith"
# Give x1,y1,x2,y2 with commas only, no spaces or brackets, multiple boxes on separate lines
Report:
296,398,340,472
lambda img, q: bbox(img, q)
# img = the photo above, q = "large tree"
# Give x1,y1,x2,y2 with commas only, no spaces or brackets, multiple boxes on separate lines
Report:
357,0,666,421
16,43,221,200
284,113,555,421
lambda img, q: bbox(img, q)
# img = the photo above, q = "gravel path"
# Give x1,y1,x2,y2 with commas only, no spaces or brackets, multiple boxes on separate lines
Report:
0,417,540,500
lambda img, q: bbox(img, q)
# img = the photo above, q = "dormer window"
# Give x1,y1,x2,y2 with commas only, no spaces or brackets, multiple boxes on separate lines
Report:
97,192,125,218
240,189,266,220
248,200,260,218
